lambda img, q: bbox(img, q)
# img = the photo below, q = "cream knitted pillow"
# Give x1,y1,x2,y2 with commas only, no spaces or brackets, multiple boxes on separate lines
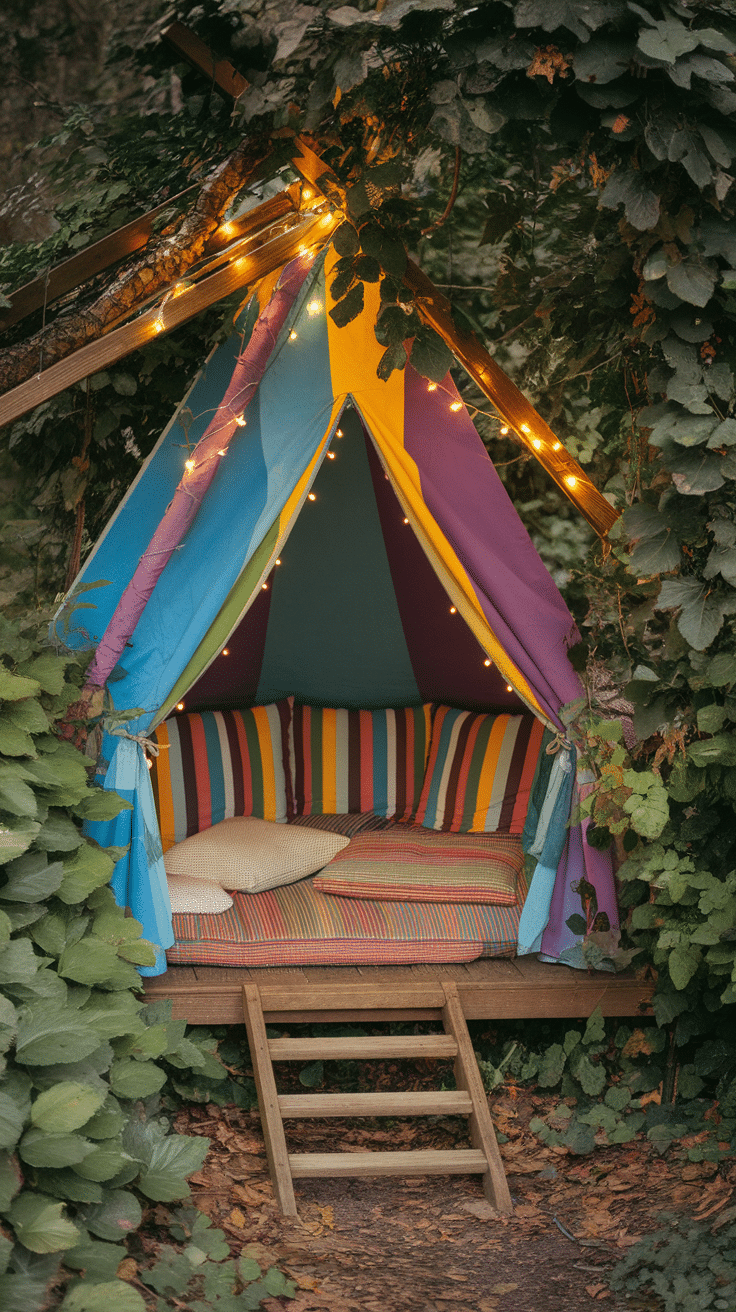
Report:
167,875,233,914
163,816,350,893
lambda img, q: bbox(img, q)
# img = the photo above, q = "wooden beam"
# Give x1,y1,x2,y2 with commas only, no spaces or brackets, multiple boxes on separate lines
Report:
0,187,297,337
290,137,620,539
0,211,329,430
162,20,248,99
0,189,195,335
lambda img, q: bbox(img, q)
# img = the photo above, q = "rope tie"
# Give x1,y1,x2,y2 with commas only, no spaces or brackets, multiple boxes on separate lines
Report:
546,731,571,755
110,727,163,758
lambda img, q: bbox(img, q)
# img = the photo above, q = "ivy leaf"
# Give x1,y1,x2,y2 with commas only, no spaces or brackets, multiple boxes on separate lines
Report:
59,1280,145,1312
377,342,408,381
667,447,724,495
0,669,41,701
81,1190,142,1243
19,1128,95,1169
15,1003,102,1066
666,258,718,307
708,653,736,686
329,281,364,329
31,1083,107,1134
668,944,701,990
108,1058,167,1100
637,20,699,64
0,852,64,903
136,1134,209,1201
409,326,454,383
331,222,359,258
600,169,660,231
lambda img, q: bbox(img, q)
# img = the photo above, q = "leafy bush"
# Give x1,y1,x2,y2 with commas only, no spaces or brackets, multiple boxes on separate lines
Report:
0,613,215,1310
609,1213,736,1311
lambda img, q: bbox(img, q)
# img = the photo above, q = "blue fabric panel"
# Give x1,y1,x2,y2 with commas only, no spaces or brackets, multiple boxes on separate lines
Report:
255,410,421,708
63,328,248,653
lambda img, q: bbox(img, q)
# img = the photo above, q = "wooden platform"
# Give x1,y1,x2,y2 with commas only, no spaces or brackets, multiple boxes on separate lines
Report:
143,956,654,1024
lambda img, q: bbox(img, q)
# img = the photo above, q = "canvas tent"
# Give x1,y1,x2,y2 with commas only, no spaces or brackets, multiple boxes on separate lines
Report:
59,247,617,976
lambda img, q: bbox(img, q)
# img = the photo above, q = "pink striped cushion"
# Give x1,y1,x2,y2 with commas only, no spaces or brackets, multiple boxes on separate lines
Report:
312,828,522,904
289,704,432,821
416,707,545,834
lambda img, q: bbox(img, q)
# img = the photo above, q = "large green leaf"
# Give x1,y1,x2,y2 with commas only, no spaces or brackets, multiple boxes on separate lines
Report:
73,790,131,822
0,767,38,817
0,939,45,987
1,852,64,903
60,1280,146,1312
58,845,115,905
19,1128,95,1169
669,944,701,990
8,1193,81,1253
63,1237,126,1283
31,1082,107,1134
0,669,41,701
409,326,454,383
0,1091,25,1149
16,656,68,696
5,698,49,734
72,1139,138,1182
666,257,718,307
15,1003,102,1066
35,812,84,853
81,1189,142,1242
108,1058,167,1100
600,169,660,230
0,1151,22,1209
58,938,120,987
136,1134,209,1202
0,720,36,757
637,19,699,63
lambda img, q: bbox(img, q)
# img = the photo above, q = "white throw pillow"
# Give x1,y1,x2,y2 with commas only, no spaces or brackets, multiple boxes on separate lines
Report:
163,816,351,893
167,875,233,914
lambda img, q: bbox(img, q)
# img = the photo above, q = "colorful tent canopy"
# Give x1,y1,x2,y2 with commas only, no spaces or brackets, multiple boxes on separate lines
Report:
60,249,617,975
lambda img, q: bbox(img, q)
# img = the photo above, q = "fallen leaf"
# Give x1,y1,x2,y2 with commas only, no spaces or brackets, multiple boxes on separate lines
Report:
317,1205,335,1229
116,1258,137,1281
489,1283,519,1294
458,1200,499,1221
228,1207,246,1228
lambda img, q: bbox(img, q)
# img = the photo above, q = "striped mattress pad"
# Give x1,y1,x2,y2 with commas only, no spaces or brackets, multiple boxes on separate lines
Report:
167,813,527,967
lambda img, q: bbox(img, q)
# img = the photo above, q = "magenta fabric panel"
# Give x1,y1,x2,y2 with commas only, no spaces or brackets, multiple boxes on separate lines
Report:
363,432,522,711
85,255,314,691
540,809,620,961
401,366,582,724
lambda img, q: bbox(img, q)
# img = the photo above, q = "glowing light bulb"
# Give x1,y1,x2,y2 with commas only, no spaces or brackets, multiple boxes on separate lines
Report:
327,451,336,459
217,449,227,457
520,423,531,434
262,582,269,590
219,221,236,239
176,702,185,711
234,256,249,272
403,517,409,525
308,492,316,501
506,684,513,692
307,299,322,316
499,425,509,435
427,382,438,392
565,474,578,489
449,606,456,614
275,558,281,565
146,757,153,770
532,438,542,450
289,330,298,341
185,458,195,471
552,441,562,451
303,189,313,201
336,429,343,437
152,318,164,334
222,648,230,656
320,212,333,226
234,414,247,427
484,658,492,667
450,401,462,412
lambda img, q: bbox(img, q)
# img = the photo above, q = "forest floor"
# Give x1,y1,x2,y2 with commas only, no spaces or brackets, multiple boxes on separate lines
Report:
158,1067,735,1312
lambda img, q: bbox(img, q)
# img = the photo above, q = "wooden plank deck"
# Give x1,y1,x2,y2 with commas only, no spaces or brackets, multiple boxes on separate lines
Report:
143,956,654,1024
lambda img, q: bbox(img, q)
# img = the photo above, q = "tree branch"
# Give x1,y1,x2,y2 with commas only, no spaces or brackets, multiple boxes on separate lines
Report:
0,135,274,396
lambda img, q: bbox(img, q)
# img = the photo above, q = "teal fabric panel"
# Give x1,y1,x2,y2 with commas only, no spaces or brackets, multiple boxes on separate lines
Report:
256,410,421,708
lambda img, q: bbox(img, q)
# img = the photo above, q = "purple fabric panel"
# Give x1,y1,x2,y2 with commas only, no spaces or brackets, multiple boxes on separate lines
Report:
402,367,582,724
85,255,314,690
539,815,618,960
364,430,521,711
187,574,273,709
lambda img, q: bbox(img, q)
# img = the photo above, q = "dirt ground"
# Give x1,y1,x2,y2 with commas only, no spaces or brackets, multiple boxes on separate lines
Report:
169,1082,735,1312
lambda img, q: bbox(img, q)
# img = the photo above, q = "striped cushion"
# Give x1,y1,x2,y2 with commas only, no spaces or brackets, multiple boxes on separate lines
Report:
150,704,291,852
289,704,432,821
416,707,545,834
167,870,525,967
312,828,522,904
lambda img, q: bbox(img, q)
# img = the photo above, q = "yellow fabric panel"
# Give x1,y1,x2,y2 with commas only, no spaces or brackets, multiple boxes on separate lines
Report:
324,251,546,722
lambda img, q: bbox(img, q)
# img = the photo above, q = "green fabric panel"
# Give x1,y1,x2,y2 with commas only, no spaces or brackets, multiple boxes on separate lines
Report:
156,520,280,725
256,410,421,709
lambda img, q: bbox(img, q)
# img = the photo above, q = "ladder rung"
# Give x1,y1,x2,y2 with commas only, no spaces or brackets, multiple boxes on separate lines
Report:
289,1148,489,1178
268,1034,458,1061
278,1090,472,1118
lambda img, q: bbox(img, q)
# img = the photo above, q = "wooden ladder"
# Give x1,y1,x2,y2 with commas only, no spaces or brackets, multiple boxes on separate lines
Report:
242,981,513,1217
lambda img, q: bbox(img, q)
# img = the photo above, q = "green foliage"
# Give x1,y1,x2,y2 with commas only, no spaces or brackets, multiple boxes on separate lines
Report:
0,619,217,1308
609,1213,736,1310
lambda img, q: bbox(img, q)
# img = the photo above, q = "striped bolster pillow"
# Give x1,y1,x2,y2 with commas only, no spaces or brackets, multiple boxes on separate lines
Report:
415,707,545,834
150,703,292,851
289,704,433,821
